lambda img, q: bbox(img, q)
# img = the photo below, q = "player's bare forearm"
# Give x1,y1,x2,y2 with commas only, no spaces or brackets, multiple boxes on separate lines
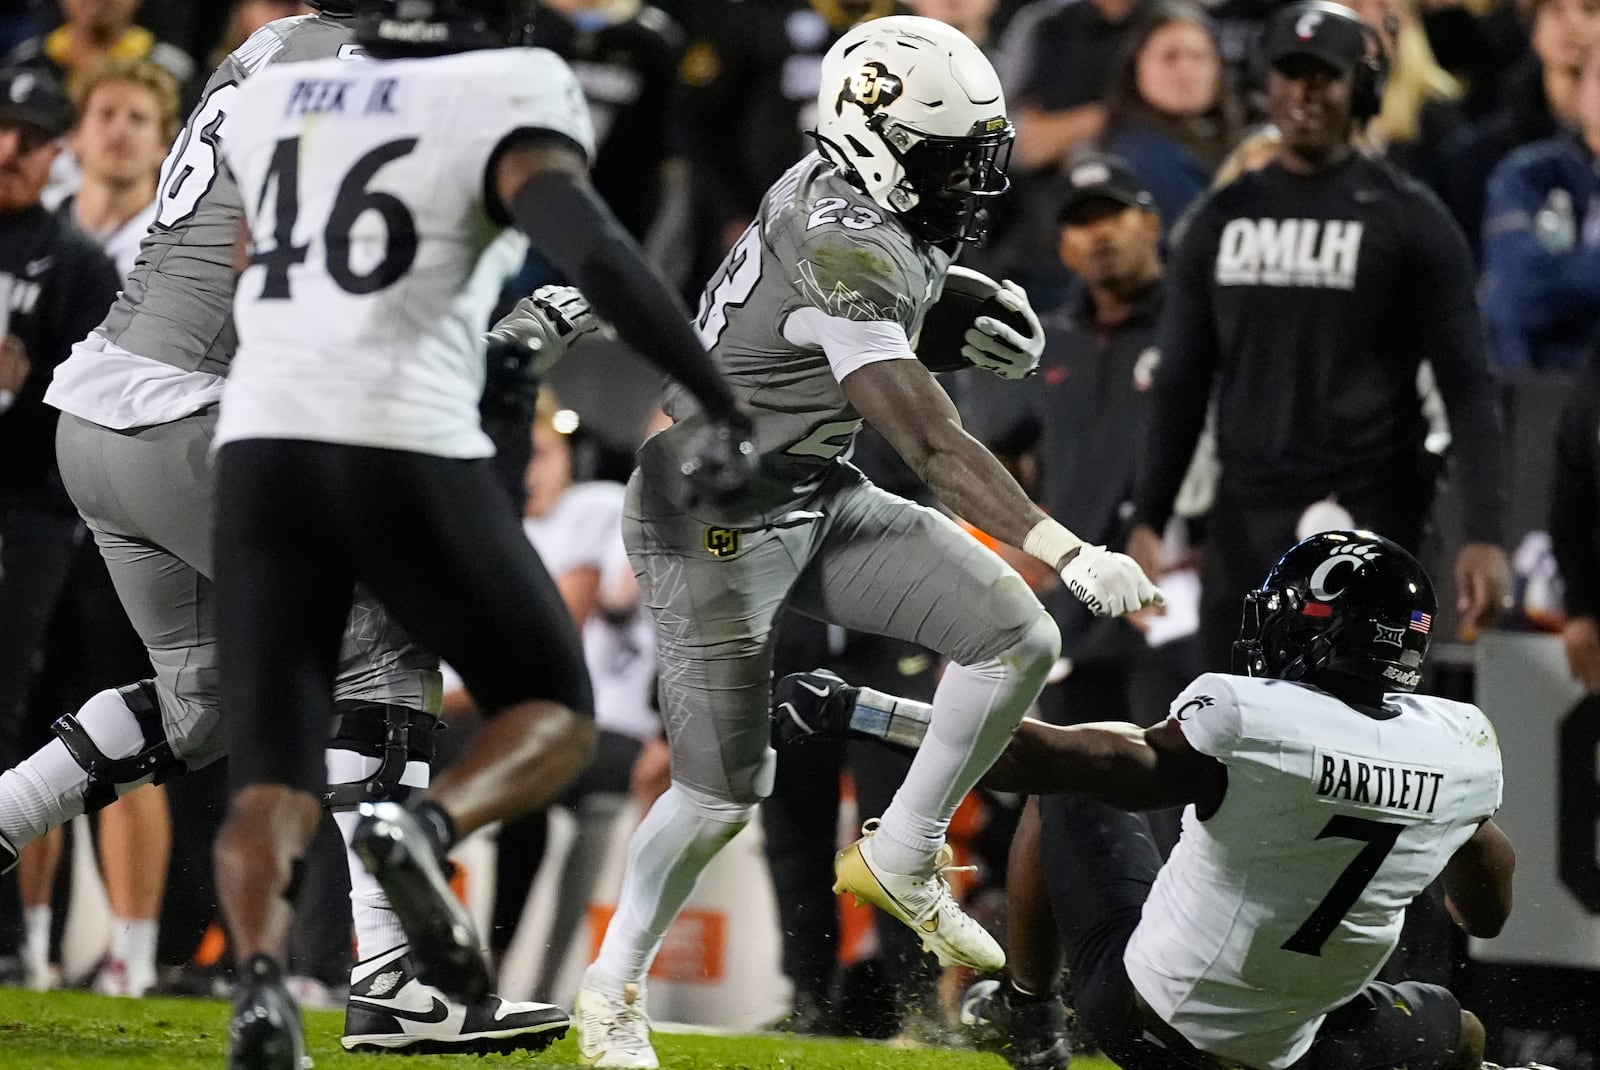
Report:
843,359,1047,552
1442,819,1515,937
980,720,1194,810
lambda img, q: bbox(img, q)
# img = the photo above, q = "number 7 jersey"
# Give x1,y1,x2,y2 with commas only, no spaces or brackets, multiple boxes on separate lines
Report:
215,46,593,458
1124,673,1503,1070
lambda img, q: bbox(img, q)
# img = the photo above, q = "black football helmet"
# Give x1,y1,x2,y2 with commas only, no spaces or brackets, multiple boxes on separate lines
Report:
353,0,535,56
306,0,357,14
1234,530,1435,693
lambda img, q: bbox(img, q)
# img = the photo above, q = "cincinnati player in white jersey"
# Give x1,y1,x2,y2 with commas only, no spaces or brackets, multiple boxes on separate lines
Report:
210,2,749,1066
777,530,1515,1070
0,2,593,1054
571,17,1160,1069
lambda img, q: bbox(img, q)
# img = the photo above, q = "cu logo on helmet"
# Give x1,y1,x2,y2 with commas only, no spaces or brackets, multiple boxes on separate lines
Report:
1308,543,1380,601
1295,11,1324,38
837,61,903,115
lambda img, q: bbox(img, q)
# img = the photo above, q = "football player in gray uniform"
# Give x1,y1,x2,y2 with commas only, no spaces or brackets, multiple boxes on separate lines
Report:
573,16,1163,1068
1,0,580,1055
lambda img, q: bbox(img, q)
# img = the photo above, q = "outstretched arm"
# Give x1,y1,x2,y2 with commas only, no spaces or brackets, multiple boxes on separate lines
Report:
980,718,1226,814
491,133,737,422
841,359,1162,616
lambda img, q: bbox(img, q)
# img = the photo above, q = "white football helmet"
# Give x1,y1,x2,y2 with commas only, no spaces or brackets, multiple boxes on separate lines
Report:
814,16,1014,245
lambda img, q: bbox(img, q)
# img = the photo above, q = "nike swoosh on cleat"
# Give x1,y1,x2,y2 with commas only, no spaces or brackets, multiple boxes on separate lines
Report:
794,680,832,698
353,996,451,1025
919,916,939,933
781,702,813,734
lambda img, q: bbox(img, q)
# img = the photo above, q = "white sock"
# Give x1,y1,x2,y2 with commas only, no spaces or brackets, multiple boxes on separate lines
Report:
871,621,1055,875
327,748,430,962
110,917,158,980
587,784,752,995
0,688,149,846
23,905,51,972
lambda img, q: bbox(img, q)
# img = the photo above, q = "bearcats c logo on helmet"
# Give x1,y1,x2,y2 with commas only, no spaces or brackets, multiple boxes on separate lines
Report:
1307,542,1381,602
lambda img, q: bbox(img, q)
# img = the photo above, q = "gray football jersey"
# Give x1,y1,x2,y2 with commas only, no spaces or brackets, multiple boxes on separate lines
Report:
95,16,353,376
639,154,950,527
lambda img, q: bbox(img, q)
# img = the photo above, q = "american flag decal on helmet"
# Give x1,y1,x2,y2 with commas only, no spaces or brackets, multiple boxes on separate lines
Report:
1409,611,1432,634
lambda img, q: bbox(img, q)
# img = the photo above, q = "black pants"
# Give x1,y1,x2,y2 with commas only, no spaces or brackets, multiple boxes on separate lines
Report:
1041,794,1463,1070
215,440,592,796
1199,481,1430,674
0,507,82,768
761,613,940,1030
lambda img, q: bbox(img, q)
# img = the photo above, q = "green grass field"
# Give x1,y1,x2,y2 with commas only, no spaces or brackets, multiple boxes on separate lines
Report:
0,989,1124,1070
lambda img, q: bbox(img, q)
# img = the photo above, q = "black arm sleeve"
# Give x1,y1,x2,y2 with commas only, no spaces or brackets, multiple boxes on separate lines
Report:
1406,191,1508,545
509,169,736,421
1551,377,1600,618
1134,209,1220,531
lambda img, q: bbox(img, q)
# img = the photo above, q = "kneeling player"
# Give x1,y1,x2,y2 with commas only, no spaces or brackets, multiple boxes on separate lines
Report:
776,531,1514,1070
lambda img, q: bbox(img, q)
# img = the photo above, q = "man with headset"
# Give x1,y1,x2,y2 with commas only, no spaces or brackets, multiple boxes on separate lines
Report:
1125,0,1510,673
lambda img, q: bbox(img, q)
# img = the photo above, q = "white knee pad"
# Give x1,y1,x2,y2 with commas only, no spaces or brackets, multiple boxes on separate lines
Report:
1001,609,1062,683
673,779,759,827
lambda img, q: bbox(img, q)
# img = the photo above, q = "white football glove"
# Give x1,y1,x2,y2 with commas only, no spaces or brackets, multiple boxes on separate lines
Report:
484,284,607,374
962,279,1043,381
1059,544,1165,618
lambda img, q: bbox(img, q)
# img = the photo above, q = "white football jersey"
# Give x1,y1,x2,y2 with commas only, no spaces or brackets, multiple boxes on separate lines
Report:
1124,673,1502,1070
216,46,594,457
522,481,658,743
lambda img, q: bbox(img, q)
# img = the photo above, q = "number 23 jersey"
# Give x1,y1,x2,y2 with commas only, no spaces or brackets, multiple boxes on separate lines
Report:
216,47,594,458
638,153,951,528
1124,673,1503,1070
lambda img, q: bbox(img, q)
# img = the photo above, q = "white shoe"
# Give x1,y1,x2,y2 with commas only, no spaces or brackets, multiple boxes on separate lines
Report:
833,819,1005,972
575,982,659,1069
25,959,58,993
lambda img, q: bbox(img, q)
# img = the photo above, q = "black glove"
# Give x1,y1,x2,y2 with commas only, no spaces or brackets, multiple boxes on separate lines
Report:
681,410,757,509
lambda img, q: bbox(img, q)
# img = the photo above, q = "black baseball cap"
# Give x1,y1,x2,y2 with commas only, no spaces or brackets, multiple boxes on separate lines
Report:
0,68,72,138
1057,154,1154,224
1261,1,1369,75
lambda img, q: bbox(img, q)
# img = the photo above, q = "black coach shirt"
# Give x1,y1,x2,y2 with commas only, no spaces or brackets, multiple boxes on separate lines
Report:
1136,153,1506,544
0,205,120,514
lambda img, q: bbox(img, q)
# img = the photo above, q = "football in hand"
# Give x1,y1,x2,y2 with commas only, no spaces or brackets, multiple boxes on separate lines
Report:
915,267,1034,374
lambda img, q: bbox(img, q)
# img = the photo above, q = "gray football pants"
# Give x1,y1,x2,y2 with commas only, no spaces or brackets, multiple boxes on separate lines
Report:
624,464,1050,805
53,410,440,772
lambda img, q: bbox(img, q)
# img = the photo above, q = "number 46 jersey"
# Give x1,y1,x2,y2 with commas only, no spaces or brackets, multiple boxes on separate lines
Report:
1124,673,1504,1070
216,47,593,459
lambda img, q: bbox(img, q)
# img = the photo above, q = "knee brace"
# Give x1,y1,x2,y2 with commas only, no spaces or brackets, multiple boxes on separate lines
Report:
52,681,188,813
321,700,439,812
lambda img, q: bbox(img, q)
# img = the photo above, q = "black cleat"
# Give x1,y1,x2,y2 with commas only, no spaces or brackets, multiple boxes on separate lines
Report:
960,978,1073,1070
228,955,310,1070
350,801,489,1004
771,670,857,748
341,944,570,1055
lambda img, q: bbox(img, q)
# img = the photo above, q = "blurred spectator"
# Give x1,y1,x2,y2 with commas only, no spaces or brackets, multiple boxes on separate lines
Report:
1440,0,1600,255
1551,349,1600,690
1127,2,1510,675
6,1,193,101
1099,1,1242,229
1007,0,1144,171
482,398,661,1000
910,0,999,44
1339,0,1467,191
62,58,175,276
0,66,122,989
207,2,309,70
1481,45,1600,370
679,0,900,269
1422,0,1531,119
